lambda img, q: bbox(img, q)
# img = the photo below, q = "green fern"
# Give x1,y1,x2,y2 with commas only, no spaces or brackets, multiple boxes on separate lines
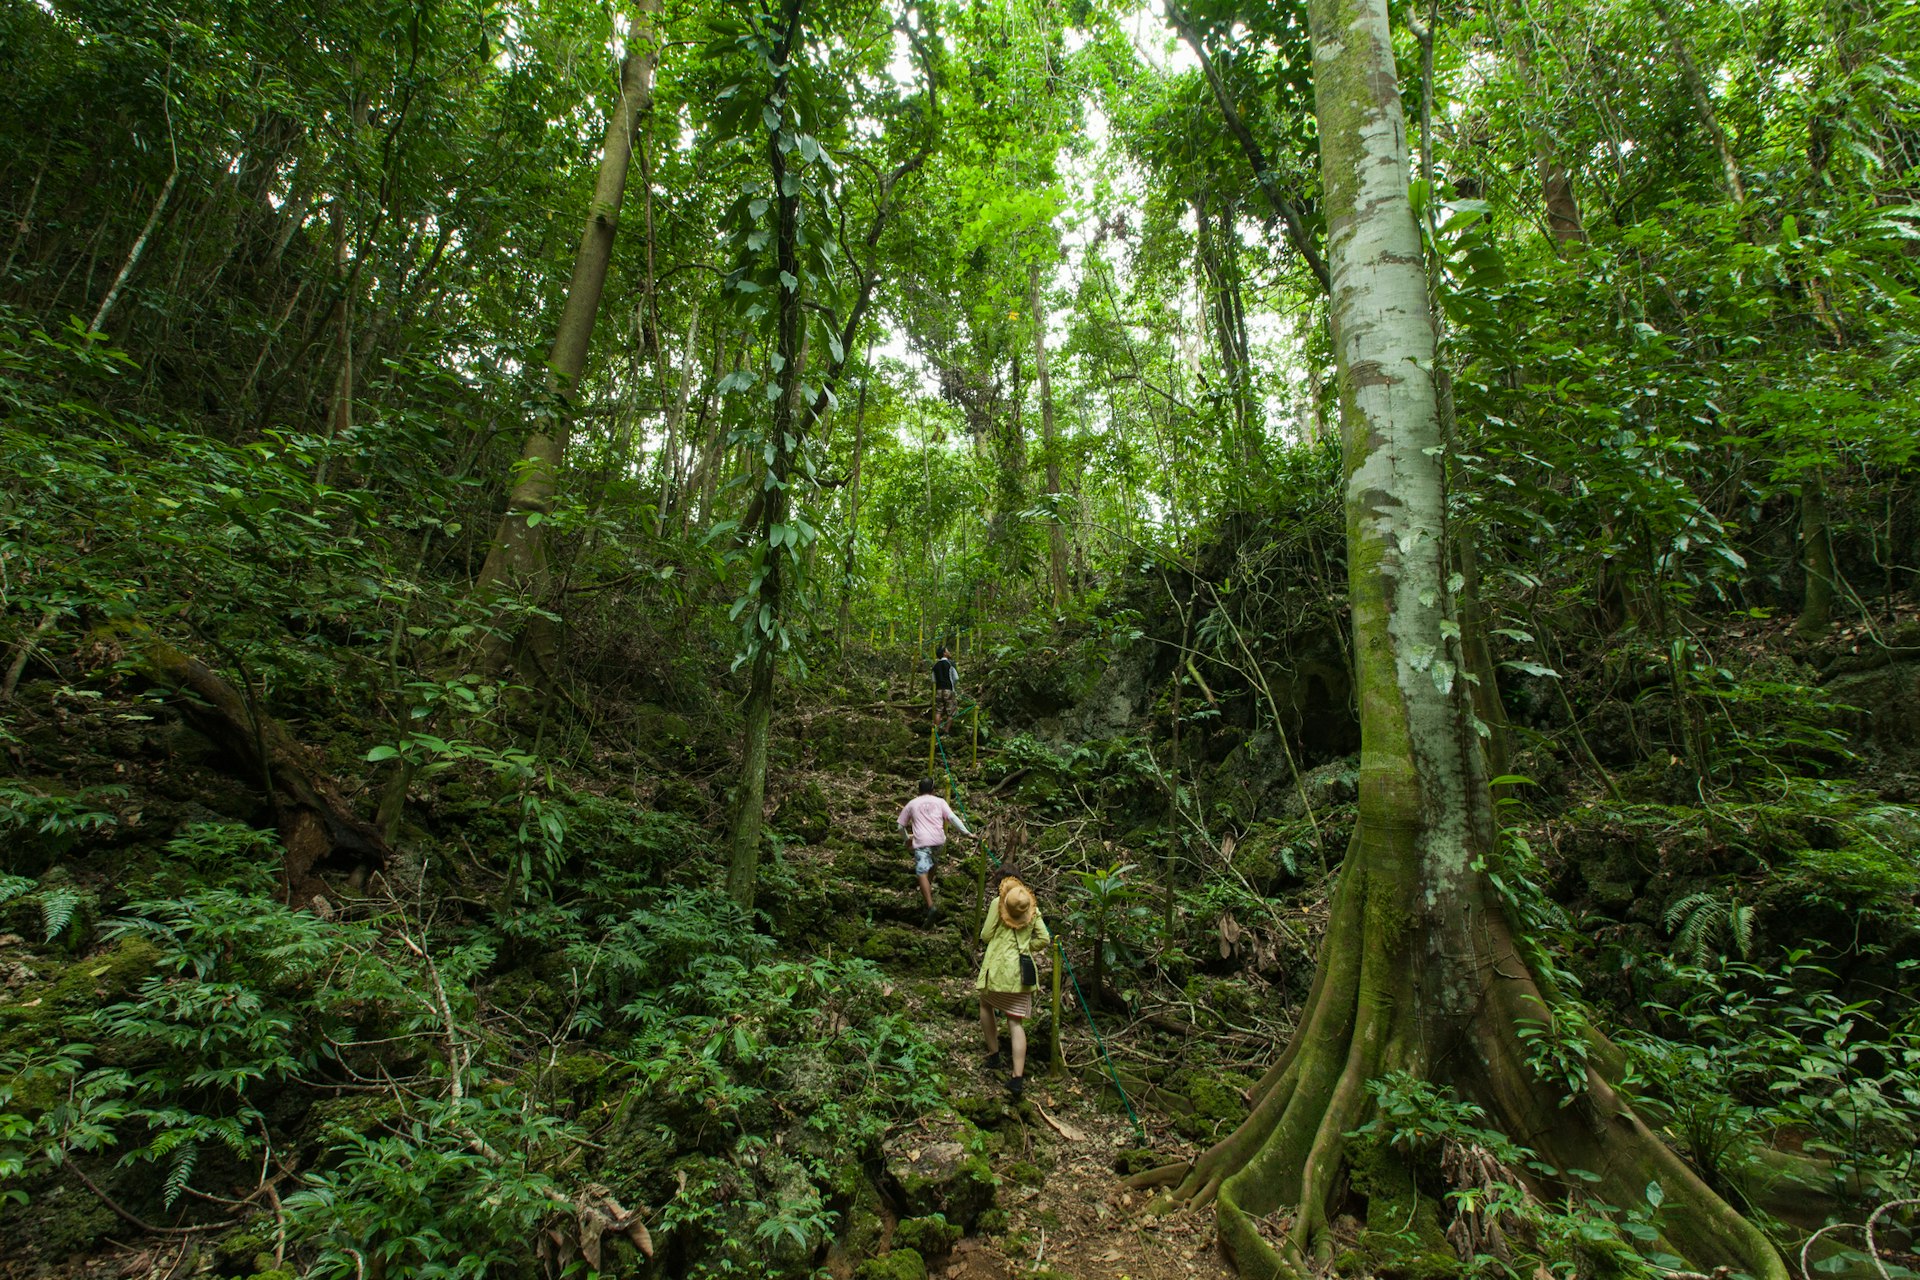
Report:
162,1141,199,1209
0,874,35,906
1664,891,1755,966
37,886,80,941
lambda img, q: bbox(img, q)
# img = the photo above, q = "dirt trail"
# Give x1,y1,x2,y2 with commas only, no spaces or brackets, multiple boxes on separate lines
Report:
801,699,1237,1280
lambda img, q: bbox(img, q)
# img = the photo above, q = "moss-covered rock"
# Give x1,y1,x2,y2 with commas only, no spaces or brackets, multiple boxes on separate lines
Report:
631,704,694,766
1112,1147,1169,1177
853,1248,926,1280
1167,1067,1251,1141
1225,818,1310,893
774,779,834,844
652,776,707,818
0,935,163,1059
884,1135,998,1230
893,1213,962,1258
830,1161,889,1260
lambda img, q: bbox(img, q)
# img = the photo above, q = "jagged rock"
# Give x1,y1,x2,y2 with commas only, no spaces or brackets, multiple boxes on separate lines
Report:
1278,757,1359,819
883,1136,997,1230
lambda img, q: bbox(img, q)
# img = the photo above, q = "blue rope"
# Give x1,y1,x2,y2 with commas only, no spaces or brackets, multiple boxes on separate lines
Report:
1059,947,1145,1137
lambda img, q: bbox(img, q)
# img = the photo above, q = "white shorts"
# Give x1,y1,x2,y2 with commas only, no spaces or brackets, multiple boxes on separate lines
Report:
913,846,938,876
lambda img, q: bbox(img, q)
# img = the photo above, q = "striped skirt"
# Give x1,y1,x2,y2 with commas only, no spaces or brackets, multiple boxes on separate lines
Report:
979,988,1034,1019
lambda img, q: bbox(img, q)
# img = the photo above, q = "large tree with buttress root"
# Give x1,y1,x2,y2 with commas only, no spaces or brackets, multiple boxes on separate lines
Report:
1130,0,1792,1276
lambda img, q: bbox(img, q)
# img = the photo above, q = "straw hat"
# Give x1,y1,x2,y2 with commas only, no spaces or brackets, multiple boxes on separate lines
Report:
998,878,1036,930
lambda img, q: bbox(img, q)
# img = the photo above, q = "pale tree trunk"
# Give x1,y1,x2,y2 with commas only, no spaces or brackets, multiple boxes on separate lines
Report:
654,300,702,536
88,100,178,342
1138,0,1791,1276
1029,260,1069,609
473,0,664,675
837,368,870,639
1652,0,1746,203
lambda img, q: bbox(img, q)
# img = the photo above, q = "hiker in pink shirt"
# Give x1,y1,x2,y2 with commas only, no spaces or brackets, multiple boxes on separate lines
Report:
897,777,971,925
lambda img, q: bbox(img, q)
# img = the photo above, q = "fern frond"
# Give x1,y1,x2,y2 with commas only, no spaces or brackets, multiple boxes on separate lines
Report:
38,887,80,941
1663,891,1715,932
1730,903,1756,960
0,874,35,906
162,1141,198,1208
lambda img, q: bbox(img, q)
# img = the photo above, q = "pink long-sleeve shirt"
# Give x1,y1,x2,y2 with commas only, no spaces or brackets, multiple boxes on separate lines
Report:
897,794,971,848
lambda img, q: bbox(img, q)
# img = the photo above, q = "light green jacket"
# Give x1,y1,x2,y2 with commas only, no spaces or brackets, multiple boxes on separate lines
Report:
975,897,1051,994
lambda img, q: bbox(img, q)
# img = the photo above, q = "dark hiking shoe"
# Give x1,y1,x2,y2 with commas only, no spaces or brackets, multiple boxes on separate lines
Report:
923,905,940,927
1007,1074,1025,1101
984,1045,1008,1072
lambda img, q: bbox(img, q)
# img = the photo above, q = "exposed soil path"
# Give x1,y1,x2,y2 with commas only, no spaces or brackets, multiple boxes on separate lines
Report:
798,686,1240,1280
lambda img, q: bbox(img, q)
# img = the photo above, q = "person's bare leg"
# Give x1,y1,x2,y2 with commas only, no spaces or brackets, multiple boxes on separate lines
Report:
917,871,935,910
1010,1017,1027,1077
979,1000,999,1055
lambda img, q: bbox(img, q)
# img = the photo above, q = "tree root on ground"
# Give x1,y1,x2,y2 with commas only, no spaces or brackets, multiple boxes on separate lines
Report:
120,631,388,904
1125,858,1792,1280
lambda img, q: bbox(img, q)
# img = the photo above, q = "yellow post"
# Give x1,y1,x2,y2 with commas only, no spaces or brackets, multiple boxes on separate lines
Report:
1049,938,1066,1077
927,718,937,780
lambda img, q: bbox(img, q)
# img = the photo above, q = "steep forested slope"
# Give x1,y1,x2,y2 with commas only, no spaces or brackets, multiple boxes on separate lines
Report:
4,0,1920,1275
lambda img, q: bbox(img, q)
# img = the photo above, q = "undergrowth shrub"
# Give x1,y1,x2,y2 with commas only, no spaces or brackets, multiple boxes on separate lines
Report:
1621,952,1920,1199
284,1092,575,1280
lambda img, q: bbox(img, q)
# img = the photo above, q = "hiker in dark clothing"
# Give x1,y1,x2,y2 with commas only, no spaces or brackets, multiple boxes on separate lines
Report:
932,646,958,733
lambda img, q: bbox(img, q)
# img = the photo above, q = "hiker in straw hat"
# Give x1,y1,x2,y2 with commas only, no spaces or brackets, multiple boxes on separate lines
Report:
977,870,1050,1101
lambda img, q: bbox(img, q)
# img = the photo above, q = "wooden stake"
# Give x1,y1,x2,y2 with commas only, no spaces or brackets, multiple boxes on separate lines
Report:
1049,937,1066,1077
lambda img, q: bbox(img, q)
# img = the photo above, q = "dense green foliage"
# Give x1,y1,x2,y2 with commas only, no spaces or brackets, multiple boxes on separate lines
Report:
2,0,1918,1273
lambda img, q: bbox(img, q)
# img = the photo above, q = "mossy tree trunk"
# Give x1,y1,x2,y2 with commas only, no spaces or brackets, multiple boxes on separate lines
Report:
1139,0,1791,1276
473,1,663,676
1796,471,1835,642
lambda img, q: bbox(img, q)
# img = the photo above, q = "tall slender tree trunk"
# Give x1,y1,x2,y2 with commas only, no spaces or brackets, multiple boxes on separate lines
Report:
1140,0,1790,1276
1652,0,1746,203
723,14,933,905
838,369,871,639
725,0,808,908
87,144,177,340
1796,470,1835,641
473,0,664,674
1507,36,1586,248
1165,0,1330,291
655,300,702,535
1029,261,1069,609
312,193,354,490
